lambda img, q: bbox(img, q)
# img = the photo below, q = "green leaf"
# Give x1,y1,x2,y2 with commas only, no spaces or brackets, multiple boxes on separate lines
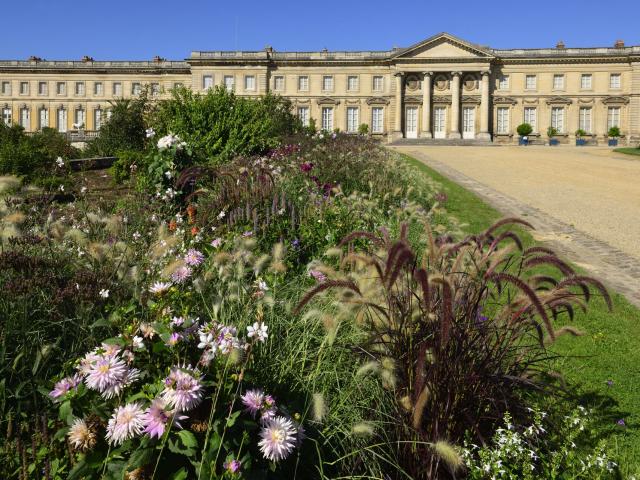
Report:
128,447,155,469
170,467,189,480
58,400,74,425
226,410,241,428
177,430,198,448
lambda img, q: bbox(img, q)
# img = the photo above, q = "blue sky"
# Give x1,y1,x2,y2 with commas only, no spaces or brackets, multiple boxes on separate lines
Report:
3,0,640,60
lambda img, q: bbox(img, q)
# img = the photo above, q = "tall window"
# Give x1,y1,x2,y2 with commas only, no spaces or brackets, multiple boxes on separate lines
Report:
75,82,85,95
496,107,509,134
498,75,509,90
113,82,122,96
94,108,102,130
19,107,30,128
553,74,564,90
132,83,142,95
607,107,621,129
372,76,384,91
551,107,564,132
372,107,384,133
297,106,309,127
610,74,621,89
20,82,29,95
580,74,592,90
244,75,256,91
2,107,11,125
151,83,160,96
347,76,359,91
57,108,67,132
203,75,213,90
94,82,103,95
321,107,333,131
322,76,333,91
224,75,234,91
579,107,592,132
298,76,308,91
346,107,359,132
523,107,537,131
525,75,537,90
38,81,47,95
39,108,48,130
173,82,184,90
57,82,66,95
273,76,284,91
75,108,85,128
1,81,11,95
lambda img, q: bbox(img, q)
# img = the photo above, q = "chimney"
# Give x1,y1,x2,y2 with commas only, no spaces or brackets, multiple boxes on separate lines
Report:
81,55,94,62
614,39,625,48
556,40,565,49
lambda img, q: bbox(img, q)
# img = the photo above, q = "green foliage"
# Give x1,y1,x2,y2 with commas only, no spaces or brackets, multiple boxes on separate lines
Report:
575,128,588,137
358,123,369,135
110,149,144,184
608,126,621,138
0,124,78,181
547,126,558,138
516,123,533,136
85,92,151,156
151,86,297,164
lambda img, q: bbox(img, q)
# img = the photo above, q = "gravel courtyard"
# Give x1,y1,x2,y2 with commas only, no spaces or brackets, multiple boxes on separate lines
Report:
394,145,640,305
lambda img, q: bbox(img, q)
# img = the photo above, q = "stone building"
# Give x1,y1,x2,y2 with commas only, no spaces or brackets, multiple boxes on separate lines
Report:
1,33,638,145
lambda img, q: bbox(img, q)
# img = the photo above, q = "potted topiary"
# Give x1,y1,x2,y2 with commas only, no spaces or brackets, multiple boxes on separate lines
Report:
575,129,587,146
547,126,559,146
358,123,369,136
517,123,533,146
608,126,621,146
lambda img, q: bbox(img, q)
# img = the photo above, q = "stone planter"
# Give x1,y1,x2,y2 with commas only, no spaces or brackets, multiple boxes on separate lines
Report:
549,138,559,146
576,138,586,146
519,136,529,146
608,138,619,147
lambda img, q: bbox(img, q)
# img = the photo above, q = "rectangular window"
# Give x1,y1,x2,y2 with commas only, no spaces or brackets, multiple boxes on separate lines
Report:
297,106,309,127
151,83,160,96
498,75,509,90
273,76,284,91
607,107,621,129
525,75,537,90
553,74,564,90
19,107,29,128
347,76,359,91
321,106,333,131
2,107,11,125
579,107,592,132
298,76,308,91
173,82,184,90
551,107,564,132
57,82,66,95
94,82,103,95
580,74,592,90
244,75,256,91
372,107,384,133
132,82,142,95
203,75,213,90
1,81,10,95
74,109,85,128
38,81,47,95
523,107,537,131
346,106,359,132
372,76,383,91
322,76,333,91
39,108,48,129
113,82,122,96
224,75,234,91
610,74,621,89
20,81,29,95
57,108,67,132
94,109,102,130
496,107,509,134
75,82,85,95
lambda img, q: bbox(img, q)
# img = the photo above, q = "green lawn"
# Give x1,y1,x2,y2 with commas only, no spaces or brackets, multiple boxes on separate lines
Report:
614,147,640,157
401,153,640,476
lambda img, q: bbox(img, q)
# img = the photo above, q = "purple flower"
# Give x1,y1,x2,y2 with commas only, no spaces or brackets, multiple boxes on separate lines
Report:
105,402,146,446
258,416,297,461
143,398,186,439
300,162,314,173
224,459,241,474
310,270,327,283
49,374,83,401
161,366,203,412
171,265,193,284
184,249,205,267
241,389,264,418
617,419,626,427
166,332,181,347
211,238,222,248
606,379,614,387
291,238,300,248
242,231,253,238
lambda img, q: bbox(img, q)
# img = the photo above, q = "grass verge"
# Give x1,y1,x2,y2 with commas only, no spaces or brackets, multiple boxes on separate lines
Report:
401,152,640,477
613,147,640,157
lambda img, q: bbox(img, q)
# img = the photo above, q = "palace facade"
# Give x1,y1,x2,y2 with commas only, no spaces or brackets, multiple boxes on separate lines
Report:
1,33,639,145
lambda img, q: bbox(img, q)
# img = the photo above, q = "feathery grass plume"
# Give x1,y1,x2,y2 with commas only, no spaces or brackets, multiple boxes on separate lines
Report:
351,422,375,437
269,242,286,273
64,228,88,246
86,212,101,224
0,175,20,194
87,242,108,262
4,212,25,224
312,393,326,422
399,395,412,412
104,215,124,235
162,259,186,280
323,247,343,259
412,386,430,429
356,361,380,378
1,224,19,243
432,440,463,473
252,253,270,274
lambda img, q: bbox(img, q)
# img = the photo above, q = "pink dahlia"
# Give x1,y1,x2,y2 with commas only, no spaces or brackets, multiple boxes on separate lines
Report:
105,402,146,446
184,249,205,267
49,374,82,401
171,265,193,284
258,416,297,461
161,366,203,412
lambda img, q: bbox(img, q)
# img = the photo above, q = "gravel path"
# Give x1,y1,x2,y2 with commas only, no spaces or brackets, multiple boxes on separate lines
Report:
394,146,640,306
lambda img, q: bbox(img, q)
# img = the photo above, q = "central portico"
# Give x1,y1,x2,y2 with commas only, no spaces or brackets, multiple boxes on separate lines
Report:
390,33,493,141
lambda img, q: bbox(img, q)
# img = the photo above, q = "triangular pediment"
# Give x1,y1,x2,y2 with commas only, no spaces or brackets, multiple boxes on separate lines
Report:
392,33,494,60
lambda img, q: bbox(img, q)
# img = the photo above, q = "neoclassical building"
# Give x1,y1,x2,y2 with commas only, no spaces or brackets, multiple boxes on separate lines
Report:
1,33,639,145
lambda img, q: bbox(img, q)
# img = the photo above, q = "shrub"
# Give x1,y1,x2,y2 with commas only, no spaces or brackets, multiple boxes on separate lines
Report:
547,126,558,138
575,128,588,137
110,149,145,184
358,123,369,135
608,126,621,138
516,123,533,136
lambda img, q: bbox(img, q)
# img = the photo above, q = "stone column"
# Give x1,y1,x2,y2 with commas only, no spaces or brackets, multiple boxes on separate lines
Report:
478,70,491,140
449,72,462,139
393,72,404,138
421,72,433,138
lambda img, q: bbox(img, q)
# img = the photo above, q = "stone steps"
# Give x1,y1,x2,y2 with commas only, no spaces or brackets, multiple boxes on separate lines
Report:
390,138,495,146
